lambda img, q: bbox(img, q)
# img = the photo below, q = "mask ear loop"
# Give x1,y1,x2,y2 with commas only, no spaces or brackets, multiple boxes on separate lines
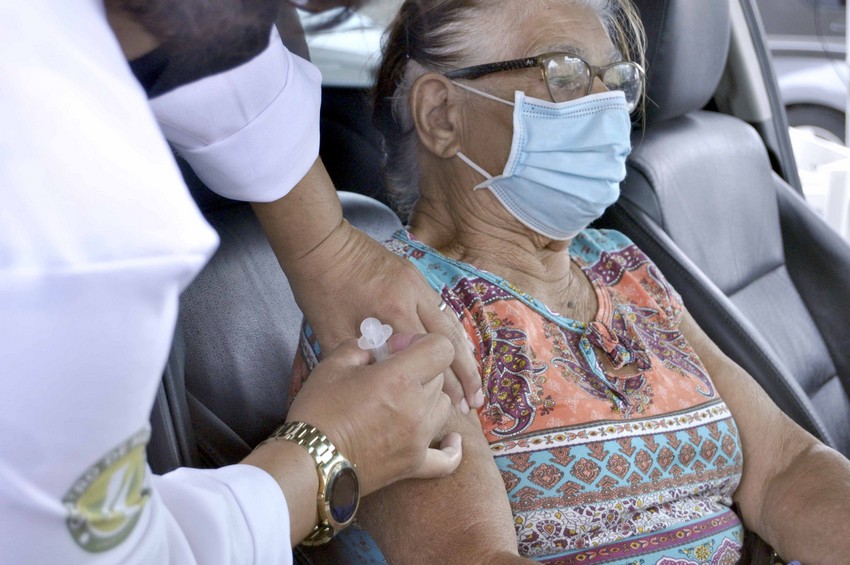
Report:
450,82,514,190
451,81,515,107
455,151,495,190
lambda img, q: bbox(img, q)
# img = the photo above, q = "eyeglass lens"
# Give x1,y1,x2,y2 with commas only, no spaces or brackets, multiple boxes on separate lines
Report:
545,55,642,110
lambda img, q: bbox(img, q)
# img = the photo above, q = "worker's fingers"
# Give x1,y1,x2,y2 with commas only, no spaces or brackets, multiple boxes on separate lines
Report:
420,369,446,410
417,294,483,410
376,333,454,386
407,432,463,480
322,337,376,368
384,332,423,355
324,332,441,369
385,329,468,413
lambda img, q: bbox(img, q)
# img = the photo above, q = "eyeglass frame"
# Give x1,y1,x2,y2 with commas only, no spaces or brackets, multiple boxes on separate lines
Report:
444,52,645,110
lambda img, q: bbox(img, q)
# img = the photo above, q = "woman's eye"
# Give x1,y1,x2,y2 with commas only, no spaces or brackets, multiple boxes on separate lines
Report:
549,74,585,93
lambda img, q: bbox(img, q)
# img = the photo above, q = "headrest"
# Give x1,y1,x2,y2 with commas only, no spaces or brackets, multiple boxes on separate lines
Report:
633,0,731,124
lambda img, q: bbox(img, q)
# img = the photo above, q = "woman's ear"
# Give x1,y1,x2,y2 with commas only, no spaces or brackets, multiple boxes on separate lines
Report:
410,73,462,159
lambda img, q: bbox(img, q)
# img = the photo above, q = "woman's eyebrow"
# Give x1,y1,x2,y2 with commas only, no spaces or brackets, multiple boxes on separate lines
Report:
539,44,585,58
535,44,622,64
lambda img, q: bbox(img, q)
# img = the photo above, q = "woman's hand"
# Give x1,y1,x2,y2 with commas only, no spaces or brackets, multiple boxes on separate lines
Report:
251,158,483,413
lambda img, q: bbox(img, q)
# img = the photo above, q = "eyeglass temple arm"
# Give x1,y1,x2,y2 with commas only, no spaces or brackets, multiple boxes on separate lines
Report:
444,57,540,80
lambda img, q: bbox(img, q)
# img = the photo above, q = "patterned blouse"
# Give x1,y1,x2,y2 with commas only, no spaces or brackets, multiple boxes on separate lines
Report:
297,228,745,564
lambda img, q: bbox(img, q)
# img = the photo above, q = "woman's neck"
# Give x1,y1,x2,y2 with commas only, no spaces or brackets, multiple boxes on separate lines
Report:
408,184,578,303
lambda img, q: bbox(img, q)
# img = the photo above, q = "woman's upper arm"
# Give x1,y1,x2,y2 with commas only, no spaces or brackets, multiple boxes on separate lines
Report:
357,409,528,565
677,309,818,528
293,335,526,562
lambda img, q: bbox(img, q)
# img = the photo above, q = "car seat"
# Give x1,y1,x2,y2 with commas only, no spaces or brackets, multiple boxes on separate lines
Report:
147,4,397,476
149,168,402,473
599,0,850,456
148,162,399,563
320,86,390,207
145,8,396,561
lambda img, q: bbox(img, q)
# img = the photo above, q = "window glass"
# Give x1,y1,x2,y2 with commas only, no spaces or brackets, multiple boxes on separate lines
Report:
757,0,850,240
299,1,401,88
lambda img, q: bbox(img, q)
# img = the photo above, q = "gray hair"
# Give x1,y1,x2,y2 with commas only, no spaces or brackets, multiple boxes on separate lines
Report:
372,0,646,219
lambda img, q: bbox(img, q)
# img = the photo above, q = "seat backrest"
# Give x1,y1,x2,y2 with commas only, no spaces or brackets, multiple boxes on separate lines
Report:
147,8,401,472
177,185,402,469
604,0,850,454
147,153,403,472
320,87,389,204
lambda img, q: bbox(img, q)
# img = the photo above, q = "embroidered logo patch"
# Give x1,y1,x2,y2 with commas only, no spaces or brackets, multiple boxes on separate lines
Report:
63,429,151,553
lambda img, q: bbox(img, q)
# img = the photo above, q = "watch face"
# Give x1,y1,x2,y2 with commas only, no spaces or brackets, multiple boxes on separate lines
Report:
328,465,359,525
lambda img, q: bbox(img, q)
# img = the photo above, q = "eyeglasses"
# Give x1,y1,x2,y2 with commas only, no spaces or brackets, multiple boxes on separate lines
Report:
445,52,645,112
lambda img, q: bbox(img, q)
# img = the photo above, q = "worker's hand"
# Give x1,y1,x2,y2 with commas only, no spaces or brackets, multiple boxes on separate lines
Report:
288,220,484,414
286,333,462,495
249,157,482,413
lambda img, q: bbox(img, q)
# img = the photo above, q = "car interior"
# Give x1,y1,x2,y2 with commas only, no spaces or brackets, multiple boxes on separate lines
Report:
146,0,850,563
605,0,850,456
755,0,847,144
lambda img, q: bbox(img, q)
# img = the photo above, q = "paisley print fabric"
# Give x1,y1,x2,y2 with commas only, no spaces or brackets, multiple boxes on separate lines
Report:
384,229,744,564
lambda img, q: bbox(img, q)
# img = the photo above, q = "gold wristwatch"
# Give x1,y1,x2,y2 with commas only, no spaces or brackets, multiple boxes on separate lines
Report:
264,421,360,545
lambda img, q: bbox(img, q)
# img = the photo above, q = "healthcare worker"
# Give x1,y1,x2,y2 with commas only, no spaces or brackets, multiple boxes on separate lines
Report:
0,0,481,562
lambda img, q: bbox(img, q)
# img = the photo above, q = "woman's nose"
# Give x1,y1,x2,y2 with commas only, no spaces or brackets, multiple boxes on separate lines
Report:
590,76,609,95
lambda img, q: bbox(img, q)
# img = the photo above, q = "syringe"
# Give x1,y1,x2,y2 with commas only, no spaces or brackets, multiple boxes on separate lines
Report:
357,317,393,362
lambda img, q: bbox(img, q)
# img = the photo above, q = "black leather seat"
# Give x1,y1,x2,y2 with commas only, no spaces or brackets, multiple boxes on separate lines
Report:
599,0,850,455
147,6,399,474
149,171,403,474
320,87,390,207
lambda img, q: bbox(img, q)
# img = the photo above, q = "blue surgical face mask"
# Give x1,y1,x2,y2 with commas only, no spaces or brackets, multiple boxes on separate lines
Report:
454,83,632,240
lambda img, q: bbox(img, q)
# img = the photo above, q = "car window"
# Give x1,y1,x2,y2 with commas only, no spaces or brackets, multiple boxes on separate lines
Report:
298,2,401,88
755,0,847,141
756,0,845,45
755,0,850,241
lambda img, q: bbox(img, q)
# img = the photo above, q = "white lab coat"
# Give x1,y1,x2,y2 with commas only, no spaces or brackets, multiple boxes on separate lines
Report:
0,1,321,562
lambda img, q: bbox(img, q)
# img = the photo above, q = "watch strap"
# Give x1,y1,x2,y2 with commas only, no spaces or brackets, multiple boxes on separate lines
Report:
261,421,358,545
271,421,339,467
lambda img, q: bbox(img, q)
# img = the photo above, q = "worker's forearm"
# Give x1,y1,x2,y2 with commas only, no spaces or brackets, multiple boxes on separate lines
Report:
251,157,347,272
242,440,320,546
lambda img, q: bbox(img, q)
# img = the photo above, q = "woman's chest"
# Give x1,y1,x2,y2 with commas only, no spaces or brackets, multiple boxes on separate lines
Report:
467,295,717,441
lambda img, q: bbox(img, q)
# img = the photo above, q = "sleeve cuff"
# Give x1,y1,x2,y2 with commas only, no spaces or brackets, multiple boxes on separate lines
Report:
153,463,292,563
151,28,322,202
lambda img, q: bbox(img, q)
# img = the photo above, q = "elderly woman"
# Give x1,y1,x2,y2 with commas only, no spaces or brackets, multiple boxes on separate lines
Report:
294,0,850,562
